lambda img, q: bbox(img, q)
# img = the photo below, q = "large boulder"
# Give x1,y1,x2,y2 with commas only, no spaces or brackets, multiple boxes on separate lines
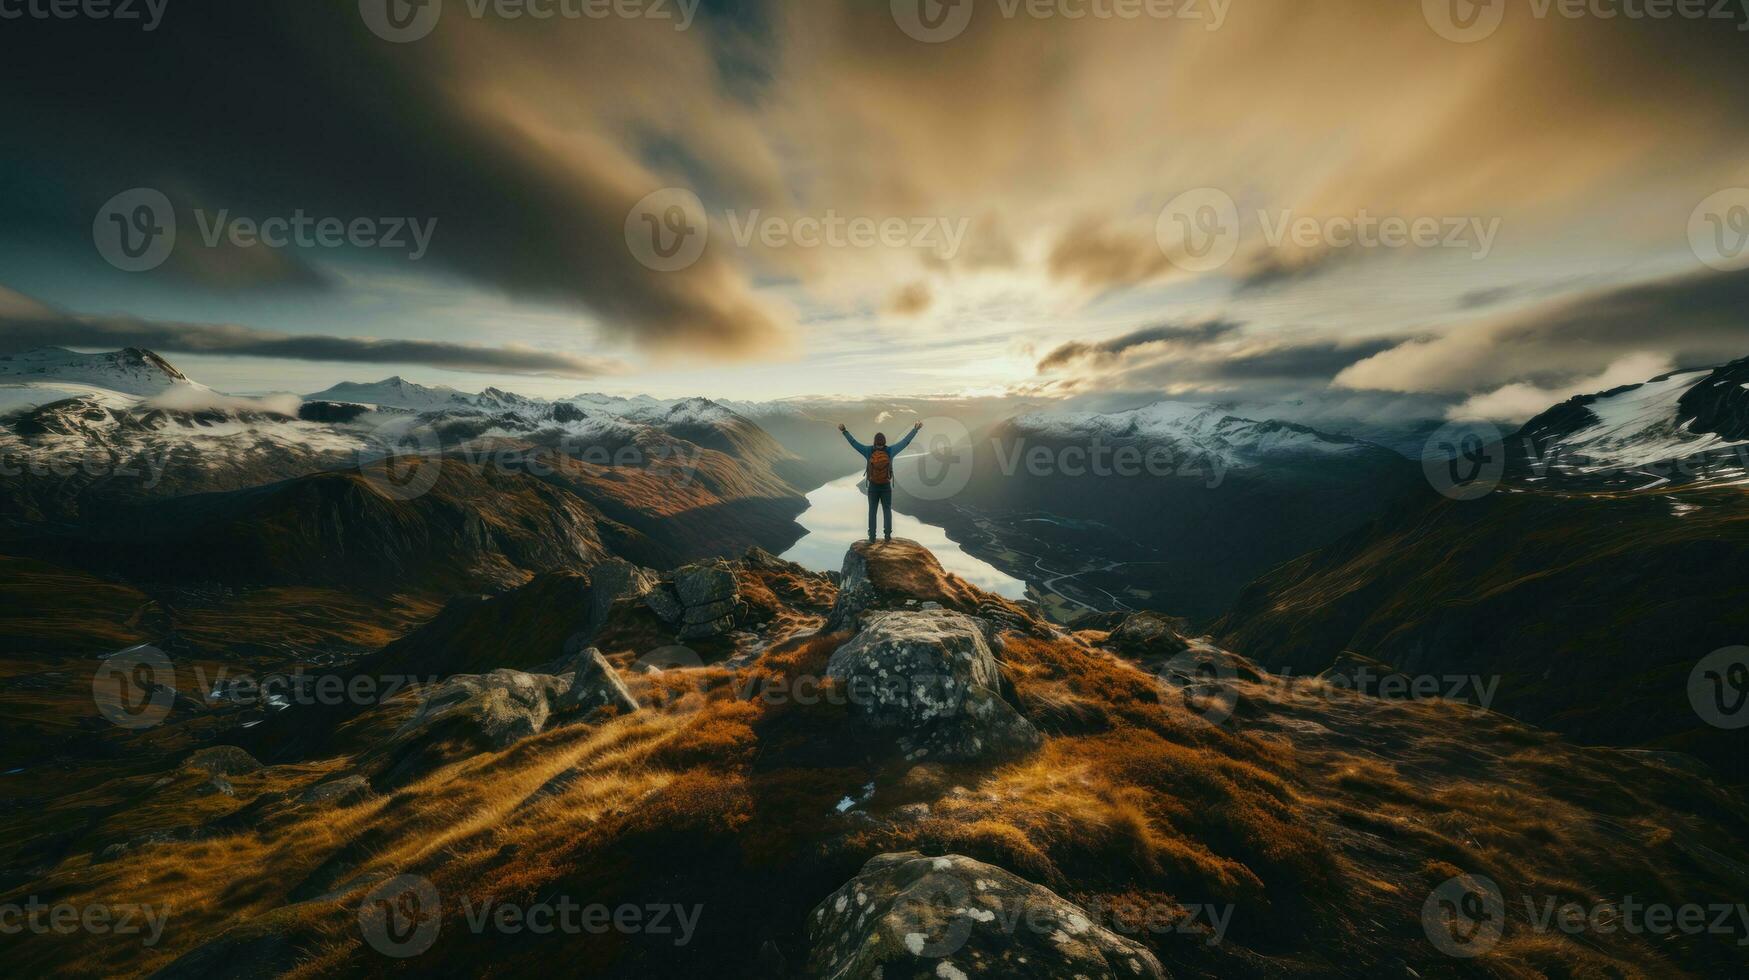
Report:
825,610,1039,762
393,669,568,749
554,647,638,717
807,851,1169,980
645,559,746,640
587,558,658,605
644,586,685,625
578,558,660,643
682,597,738,625
674,561,737,607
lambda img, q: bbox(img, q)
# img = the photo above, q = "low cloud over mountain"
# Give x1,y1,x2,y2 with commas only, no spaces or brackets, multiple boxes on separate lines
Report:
0,292,626,379
1336,267,1749,400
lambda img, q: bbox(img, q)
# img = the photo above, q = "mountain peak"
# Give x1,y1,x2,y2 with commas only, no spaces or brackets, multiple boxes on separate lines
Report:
0,345,197,396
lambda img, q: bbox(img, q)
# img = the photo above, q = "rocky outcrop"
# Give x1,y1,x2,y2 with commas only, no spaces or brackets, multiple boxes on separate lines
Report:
824,538,1006,634
643,559,749,640
555,647,639,716
392,650,640,757
1106,611,1191,659
584,558,658,618
825,609,1039,762
807,851,1168,980
183,745,262,777
297,775,373,807
393,669,570,750
526,558,664,660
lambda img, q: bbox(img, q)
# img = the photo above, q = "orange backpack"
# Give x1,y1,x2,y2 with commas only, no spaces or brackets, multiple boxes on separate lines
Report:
867,448,892,485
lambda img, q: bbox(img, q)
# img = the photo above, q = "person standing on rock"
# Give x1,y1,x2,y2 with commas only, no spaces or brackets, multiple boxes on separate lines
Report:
838,421,923,544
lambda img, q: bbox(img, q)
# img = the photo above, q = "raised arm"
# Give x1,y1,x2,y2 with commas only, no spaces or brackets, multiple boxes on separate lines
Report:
887,421,923,455
839,425,870,457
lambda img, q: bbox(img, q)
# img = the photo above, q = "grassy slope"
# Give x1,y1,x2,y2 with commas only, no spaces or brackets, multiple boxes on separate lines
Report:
5,553,1747,978
1217,483,1749,781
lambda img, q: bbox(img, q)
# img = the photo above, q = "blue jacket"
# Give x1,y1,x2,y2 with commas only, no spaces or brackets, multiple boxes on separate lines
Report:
843,428,919,482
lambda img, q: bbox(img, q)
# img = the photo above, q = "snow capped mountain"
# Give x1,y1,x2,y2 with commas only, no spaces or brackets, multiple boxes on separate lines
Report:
0,346,205,397
561,391,673,416
0,381,138,416
1511,356,1749,488
303,376,484,412
306,380,693,423
629,396,740,426
1006,400,1386,469
471,386,546,414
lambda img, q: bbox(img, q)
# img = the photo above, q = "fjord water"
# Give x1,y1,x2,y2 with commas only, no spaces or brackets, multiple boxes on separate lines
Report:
779,467,1026,599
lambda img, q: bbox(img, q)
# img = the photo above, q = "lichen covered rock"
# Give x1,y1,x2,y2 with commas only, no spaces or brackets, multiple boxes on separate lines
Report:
807,851,1168,980
825,609,1039,762
555,647,638,717
393,669,568,749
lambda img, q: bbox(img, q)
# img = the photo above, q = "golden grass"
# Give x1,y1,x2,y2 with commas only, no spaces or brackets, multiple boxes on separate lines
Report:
10,594,1749,978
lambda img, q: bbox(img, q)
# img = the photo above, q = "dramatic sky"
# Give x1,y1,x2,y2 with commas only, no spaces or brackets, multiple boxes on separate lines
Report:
3,0,1748,418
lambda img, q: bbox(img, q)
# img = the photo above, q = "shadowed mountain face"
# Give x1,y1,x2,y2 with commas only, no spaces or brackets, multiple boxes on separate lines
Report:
5,540,1747,978
1217,358,1749,780
1217,483,1749,779
897,403,1422,621
0,349,813,630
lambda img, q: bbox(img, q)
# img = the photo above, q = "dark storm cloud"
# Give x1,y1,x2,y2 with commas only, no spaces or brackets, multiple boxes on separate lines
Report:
1211,339,1402,380
0,4,784,357
0,305,625,379
1453,275,1596,312
1037,320,1240,371
1037,317,1402,395
1338,267,1749,393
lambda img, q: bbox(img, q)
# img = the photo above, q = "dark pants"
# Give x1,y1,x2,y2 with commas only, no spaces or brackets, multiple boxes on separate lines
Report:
867,483,892,541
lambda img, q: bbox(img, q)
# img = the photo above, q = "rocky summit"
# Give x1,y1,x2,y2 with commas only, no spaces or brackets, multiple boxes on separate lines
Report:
7,539,1749,980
